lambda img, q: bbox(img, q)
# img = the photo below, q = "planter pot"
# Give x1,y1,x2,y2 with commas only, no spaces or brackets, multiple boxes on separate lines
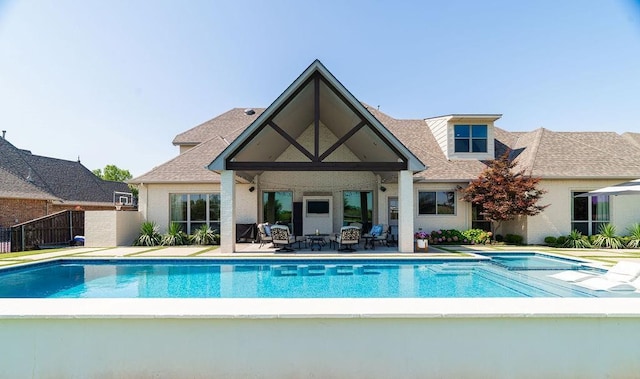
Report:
415,239,428,252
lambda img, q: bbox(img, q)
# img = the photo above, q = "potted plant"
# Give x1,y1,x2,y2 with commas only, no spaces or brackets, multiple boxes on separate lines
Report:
415,230,429,251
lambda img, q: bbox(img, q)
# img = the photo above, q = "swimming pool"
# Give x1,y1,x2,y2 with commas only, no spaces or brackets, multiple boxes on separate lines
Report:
0,254,634,298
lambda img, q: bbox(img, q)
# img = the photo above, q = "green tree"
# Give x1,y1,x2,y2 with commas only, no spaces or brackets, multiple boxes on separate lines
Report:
93,164,132,182
461,151,549,240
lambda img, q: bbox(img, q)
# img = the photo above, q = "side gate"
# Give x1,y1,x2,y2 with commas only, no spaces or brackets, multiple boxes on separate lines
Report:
9,210,84,252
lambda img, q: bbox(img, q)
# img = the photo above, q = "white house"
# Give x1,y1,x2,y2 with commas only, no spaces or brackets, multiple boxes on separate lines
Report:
130,60,640,253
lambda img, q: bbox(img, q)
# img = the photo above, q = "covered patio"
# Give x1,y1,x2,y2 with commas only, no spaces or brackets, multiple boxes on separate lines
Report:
208,60,425,254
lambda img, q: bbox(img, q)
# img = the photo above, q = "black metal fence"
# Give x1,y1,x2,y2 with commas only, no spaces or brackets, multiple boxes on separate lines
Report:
6,210,84,253
0,227,10,253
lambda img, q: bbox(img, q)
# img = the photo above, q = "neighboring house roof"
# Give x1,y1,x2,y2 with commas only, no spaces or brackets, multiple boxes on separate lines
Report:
0,137,130,203
0,166,60,201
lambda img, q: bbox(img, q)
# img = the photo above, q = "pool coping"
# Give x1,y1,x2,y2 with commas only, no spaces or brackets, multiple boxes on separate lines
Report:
2,298,640,319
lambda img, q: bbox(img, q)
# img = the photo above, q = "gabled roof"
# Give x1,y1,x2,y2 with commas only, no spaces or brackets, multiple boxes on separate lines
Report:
207,60,425,180
0,137,129,203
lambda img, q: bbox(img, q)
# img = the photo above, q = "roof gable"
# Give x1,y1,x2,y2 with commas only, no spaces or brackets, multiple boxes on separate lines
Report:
207,60,425,180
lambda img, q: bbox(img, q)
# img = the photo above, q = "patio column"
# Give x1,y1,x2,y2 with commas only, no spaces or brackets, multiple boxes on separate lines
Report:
220,170,236,254
397,170,414,253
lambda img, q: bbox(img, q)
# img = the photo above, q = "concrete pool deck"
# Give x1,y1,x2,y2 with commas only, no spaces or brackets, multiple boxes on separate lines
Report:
1,243,639,267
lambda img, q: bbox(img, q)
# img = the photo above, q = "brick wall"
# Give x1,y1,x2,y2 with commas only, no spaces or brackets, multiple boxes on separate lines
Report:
0,198,120,227
0,198,48,227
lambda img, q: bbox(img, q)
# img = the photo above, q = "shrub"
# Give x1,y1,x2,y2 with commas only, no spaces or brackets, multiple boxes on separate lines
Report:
161,222,189,246
504,234,524,245
592,223,624,249
556,235,567,246
462,229,491,244
134,221,161,246
190,225,217,245
428,229,468,244
563,229,591,249
626,223,640,249
544,236,557,246
495,234,504,242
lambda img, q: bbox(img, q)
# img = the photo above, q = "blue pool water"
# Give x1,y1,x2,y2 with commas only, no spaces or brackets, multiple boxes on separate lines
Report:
0,255,635,298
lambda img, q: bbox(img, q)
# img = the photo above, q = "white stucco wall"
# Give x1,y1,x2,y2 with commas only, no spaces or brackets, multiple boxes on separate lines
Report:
84,211,141,247
2,298,640,378
526,179,640,244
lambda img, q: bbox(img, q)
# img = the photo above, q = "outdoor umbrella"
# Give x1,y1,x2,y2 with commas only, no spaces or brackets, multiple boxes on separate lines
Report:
576,179,640,197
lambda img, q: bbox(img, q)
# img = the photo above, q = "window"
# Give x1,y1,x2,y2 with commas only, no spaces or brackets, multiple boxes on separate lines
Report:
263,191,293,228
418,191,455,215
472,204,491,231
343,191,373,230
170,193,221,234
572,192,609,235
454,124,487,153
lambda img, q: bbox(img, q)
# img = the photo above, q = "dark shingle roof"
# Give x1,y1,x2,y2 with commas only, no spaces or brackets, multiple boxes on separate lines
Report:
0,137,130,203
0,166,59,200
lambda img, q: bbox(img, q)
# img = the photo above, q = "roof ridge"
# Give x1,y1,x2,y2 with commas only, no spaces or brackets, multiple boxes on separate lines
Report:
526,127,545,175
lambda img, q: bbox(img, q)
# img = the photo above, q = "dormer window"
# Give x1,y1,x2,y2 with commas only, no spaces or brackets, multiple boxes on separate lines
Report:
454,124,488,153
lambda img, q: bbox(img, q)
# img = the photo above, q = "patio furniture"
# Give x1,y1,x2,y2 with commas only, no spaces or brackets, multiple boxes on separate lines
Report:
362,224,388,249
270,225,296,252
257,223,272,248
575,275,640,291
305,234,329,251
336,226,360,252
549,261,640,283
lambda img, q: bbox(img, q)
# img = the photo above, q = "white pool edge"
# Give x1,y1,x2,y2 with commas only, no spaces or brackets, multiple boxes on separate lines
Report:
3,297,640,319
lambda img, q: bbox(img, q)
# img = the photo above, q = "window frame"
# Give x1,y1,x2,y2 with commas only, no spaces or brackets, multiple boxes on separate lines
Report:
454,124,488,153
417,190,456,215
169,193,221,234
571,192,610,235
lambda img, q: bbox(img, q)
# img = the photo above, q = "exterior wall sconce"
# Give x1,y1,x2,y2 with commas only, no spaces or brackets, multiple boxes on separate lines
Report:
380,186,386,192
249,186,255,192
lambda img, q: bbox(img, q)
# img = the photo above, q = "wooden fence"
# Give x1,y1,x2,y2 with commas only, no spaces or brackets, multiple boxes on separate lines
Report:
8,210,84,252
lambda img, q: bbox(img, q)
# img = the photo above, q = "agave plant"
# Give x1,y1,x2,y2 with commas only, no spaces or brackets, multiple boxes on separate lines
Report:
592,223,624,249
563,229,591,249
190,225,217,245
134,221,161,246
161,222,189,246
626,223,640,249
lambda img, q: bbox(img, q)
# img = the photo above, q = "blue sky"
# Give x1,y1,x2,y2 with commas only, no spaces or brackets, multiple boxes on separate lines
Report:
1,1,639,176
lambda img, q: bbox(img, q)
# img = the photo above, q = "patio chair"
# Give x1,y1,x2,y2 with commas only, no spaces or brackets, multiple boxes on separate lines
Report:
270,225,296,252
575,275,640,292
549,261,640,283
257,223,272,248
369,224,389,247
336,226,361,252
